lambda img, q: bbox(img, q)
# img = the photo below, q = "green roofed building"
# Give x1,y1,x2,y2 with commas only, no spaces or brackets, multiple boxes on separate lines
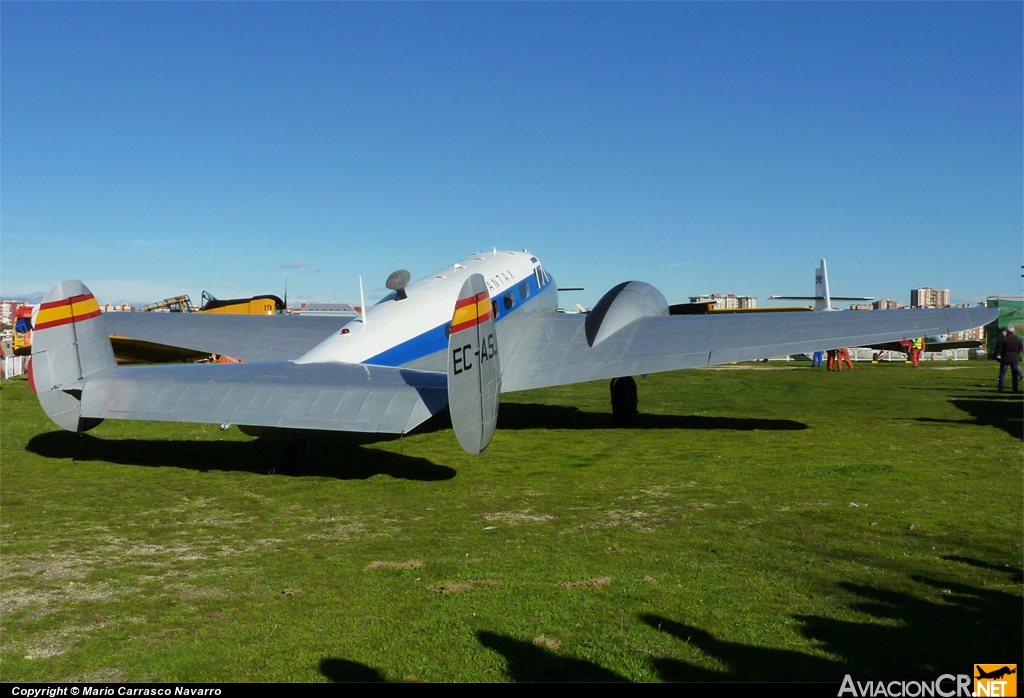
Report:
985,296,1024,356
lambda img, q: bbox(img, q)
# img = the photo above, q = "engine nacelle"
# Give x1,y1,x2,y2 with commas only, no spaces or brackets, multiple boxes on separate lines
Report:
584,281,669,347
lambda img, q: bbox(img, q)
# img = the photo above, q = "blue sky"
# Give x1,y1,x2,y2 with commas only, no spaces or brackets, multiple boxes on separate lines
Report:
2,2,1021,308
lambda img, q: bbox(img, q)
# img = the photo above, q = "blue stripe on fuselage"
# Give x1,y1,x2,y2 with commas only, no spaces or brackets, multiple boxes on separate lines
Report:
364,272,554,367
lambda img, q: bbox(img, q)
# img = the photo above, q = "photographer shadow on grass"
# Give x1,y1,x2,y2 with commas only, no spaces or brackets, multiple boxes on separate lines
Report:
25,430,456,481
915,395,1024,440
319,658,386,682
642,557,1021,682
476,631,629,682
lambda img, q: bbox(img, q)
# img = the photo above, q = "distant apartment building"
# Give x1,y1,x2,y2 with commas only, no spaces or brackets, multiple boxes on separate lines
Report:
849,303,873,311
0,300,29,326
873,299,904,310
688,293,756,309
946,327,985,342
911,287,950,308
102,303,135,313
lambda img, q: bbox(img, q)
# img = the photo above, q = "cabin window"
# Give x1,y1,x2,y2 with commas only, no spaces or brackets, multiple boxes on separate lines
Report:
503,292,515,311
519,282,530,300
492,300,500,318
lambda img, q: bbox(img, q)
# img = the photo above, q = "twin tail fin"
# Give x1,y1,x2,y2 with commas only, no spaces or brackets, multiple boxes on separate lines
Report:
30,280,117,432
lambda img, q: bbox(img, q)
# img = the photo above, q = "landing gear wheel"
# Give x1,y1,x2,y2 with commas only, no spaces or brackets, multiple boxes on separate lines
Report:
281,438,311,472
610,376,639,425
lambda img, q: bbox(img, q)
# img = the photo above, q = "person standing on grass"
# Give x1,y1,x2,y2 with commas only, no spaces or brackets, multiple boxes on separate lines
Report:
826,349,838,371
994,326,1023,393
812,350,825,367
910,337,925,367
837,347,854,371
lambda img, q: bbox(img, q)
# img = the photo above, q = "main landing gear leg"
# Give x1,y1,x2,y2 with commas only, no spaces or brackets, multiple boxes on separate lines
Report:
610,376,639,425
277,438,311,474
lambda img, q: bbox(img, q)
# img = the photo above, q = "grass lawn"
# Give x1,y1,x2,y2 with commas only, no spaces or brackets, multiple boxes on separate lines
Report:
1,361,1021,682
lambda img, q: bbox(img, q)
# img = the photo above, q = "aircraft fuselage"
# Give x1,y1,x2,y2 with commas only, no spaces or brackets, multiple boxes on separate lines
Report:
294,250,557,373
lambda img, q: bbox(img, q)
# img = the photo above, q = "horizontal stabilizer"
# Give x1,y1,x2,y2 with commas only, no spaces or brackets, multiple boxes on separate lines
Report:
770,296,874,301
103,312,352,362
78,361,448,434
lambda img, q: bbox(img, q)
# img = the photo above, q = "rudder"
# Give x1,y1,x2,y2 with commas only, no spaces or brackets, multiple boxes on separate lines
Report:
30,280,116,431
814,259,833,312
447,274,501,454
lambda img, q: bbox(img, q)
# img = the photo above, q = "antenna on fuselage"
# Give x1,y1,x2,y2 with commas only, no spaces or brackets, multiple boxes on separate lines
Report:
386,269,411,301
359,276,367,325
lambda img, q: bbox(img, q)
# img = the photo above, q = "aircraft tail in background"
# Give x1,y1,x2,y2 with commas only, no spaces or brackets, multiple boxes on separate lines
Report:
814,259,832,311
770,258,873,311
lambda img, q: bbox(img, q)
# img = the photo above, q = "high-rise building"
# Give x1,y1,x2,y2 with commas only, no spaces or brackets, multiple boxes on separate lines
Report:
0,300,28,327
910,287,950,308
873,299,904,310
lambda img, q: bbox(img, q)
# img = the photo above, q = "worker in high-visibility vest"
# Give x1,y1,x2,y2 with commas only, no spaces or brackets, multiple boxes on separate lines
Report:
910,337,924,367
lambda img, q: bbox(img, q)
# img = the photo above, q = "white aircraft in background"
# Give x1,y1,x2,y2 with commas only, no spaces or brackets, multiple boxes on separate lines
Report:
29,250,995,458
770,258,874,311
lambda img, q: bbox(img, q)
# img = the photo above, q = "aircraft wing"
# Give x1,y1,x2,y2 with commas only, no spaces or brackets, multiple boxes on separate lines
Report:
79,361,447,434
103,313,353,361
501,307,996,392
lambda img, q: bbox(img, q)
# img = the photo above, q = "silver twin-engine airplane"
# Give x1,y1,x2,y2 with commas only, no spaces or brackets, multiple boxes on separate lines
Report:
30,250,996,455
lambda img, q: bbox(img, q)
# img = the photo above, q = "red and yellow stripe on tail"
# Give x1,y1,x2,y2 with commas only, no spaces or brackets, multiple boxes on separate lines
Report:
34,293,102,330
451,291,492,334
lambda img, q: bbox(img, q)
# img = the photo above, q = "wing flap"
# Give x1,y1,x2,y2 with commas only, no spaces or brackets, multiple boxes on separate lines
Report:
501,307,997,392
80,361,448,434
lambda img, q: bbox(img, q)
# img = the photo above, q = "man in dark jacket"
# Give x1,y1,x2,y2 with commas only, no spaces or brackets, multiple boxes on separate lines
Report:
994,326,1023,392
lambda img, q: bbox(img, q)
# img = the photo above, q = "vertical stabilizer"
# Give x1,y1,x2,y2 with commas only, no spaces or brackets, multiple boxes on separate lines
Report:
447,274,501,454
815,259,833,311
30,280,116,431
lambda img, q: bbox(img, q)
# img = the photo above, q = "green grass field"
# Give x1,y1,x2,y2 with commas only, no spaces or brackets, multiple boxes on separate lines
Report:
1,362,1021,682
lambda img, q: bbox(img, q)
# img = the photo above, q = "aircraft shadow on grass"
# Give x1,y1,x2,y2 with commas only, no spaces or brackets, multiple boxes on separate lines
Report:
916,395,1023,440
25,431,456,481
497,403,807,432
642,558,1022,682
